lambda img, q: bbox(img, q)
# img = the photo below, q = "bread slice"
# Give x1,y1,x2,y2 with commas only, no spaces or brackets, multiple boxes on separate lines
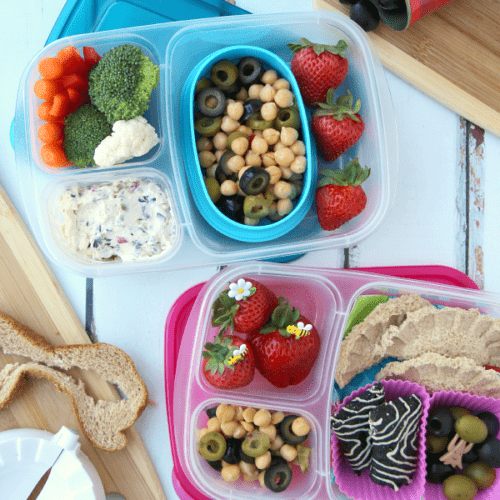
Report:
376,352,500,398
335,294,433,388
375,307,500,367
0,311,148,452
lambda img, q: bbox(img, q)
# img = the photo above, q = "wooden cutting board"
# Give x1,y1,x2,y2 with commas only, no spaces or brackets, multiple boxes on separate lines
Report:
313,0,500,137
0,183,166,499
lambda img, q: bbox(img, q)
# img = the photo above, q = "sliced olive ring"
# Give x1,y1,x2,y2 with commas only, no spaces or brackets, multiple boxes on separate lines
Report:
241,99,263,121
243,193,273,220
238,56,262,86
210,60,238,88
195,77,211,95
204,178,221,204
199,431,227,461
239,166,270,195
194,116,222,137
246,112,274,131
241,431,270,457
280,414,309,445
197,87,226,117
275,107,301,129
264,462,292,493
226,130,249,149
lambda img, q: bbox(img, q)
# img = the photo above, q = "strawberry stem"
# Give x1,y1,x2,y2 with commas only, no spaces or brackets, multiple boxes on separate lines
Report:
260,297,301,337
287,37,348,58
314,89,361,122
317,158,370,188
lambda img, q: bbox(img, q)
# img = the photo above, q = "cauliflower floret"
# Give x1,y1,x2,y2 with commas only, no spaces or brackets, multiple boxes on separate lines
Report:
93,116,160,168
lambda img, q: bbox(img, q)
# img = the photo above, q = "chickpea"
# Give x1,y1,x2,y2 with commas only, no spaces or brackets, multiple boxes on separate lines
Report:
273,78,290,91
235,406,244,420
277,198,293,216
238,165,252,180
226,154,245,173
245,150,262,167
255,451,272,470
239,461,258,476
253,129,263,138
251,136,268,155
243,472,260,482
220,180,238,196
253,409,272,427
248,83,264,99
274,141,286,152
261,69,278,85
279,166,294,180
265,165,281,184
231,136,249,156
244,216,259,226
227,100,244,121
238,124,253,136
270,435,285,451
271,411,285,425
274,180,293,199
262,152,276,167
241,421,255,433
259,84,276,103
258,471,266,488
207,416,222,432
262,127,280,145
198,150,216,168
291,417,311,436
280,127,299,147
275,147,295,167
206,164,217,178
199,427,209,438
259,424,277,442
196,136,212,151
280,444,298,462
290,155,307,174
233,424,247,440
221,464,240,482
221,420,238,437
261,102,278,122
215,149,226,162
216,404,235,423
274,88,294,108
213,131,228,150
221,115,240,133
290,139,306,156
235,87,248,101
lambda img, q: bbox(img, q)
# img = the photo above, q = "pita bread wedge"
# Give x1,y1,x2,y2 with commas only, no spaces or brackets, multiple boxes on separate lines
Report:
335,294,433,388
375,307,500,368
376,352,500,398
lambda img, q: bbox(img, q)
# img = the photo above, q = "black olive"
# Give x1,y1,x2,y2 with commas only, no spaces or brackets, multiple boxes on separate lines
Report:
205,406,218,419
206,459,223,471
264,462,292,493
238,57,262,86
241,99,263,121
222,438,241,465
427,408,455,438
350,0,380,32
426,461,455,484
217,150,236,183
239,166,270,195
239,446,255,464
197,87,226,117
477,411,500,438
280,415,308,445
220,83,240,98
462,444,480,465
215,195,245,223
478,436,500,468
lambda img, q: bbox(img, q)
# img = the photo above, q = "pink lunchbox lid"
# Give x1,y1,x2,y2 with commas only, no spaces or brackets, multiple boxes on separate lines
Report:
163,265,478,500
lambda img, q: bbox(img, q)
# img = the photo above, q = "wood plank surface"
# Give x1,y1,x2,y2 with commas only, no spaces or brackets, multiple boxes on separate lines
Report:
0,183,166,499
313,0,500,137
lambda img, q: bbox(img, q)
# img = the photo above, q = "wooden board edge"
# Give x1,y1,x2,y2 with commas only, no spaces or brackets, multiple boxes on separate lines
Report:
313,0,500,136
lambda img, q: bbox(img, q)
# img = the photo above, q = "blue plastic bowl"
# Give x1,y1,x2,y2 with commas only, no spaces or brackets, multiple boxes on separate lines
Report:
180,45,317,243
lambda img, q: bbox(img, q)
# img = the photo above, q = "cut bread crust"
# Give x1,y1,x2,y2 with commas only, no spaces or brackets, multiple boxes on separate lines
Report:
334,294,433,388
376,352,500,399
0,311,148,452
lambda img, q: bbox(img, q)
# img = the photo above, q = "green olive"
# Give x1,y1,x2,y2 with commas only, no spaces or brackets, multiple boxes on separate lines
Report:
195,77,211,95
241,431,270,458
456,415,489,444
275,107,301,129
463,462,497,490
243,193,273,220
426,435,449,455
226,130,249,149
199,431,227,461
210,60,238,88
443,475,478,500
246,112,274,130
194,116,222,137
449,407,471,420
204,177,221,204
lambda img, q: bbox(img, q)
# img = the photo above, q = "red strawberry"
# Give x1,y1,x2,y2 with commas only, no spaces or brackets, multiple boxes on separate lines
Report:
247,298,321,388
211,278,279,334
288,38,348,108
312,88,364,162
315,158,370,231
202,334,255,389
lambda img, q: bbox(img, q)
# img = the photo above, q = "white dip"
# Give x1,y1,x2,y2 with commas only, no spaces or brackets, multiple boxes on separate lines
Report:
59,178,176,262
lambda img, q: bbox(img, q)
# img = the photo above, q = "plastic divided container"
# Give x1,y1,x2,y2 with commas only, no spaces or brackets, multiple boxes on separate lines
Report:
167,262,498,500
13,11,398,276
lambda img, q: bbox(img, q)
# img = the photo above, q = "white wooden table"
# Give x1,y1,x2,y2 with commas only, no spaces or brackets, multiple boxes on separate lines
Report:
1,0,499,498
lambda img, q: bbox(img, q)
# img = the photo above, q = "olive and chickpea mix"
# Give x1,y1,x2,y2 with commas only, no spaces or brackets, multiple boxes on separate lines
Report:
194,56,307,225
197,403,312,493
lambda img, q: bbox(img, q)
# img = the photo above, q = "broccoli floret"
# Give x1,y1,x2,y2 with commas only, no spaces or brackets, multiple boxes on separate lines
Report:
88,44,160,124
63,104,112,168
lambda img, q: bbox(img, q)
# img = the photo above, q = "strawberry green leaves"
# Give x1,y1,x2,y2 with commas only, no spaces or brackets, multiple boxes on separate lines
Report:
287,38,348,58
260,298,301,337
203,335,238,375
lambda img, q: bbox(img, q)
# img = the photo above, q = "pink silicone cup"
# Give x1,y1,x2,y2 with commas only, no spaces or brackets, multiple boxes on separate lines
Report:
331,379,430,500
424,390,500,500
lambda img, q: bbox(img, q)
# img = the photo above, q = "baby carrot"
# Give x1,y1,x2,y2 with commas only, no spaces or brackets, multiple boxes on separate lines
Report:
38,122,64,144
49,92,70,118
40,143,72,167
38,57,64,80
61,73,88,91
57,46,85,74
34,79,62,100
